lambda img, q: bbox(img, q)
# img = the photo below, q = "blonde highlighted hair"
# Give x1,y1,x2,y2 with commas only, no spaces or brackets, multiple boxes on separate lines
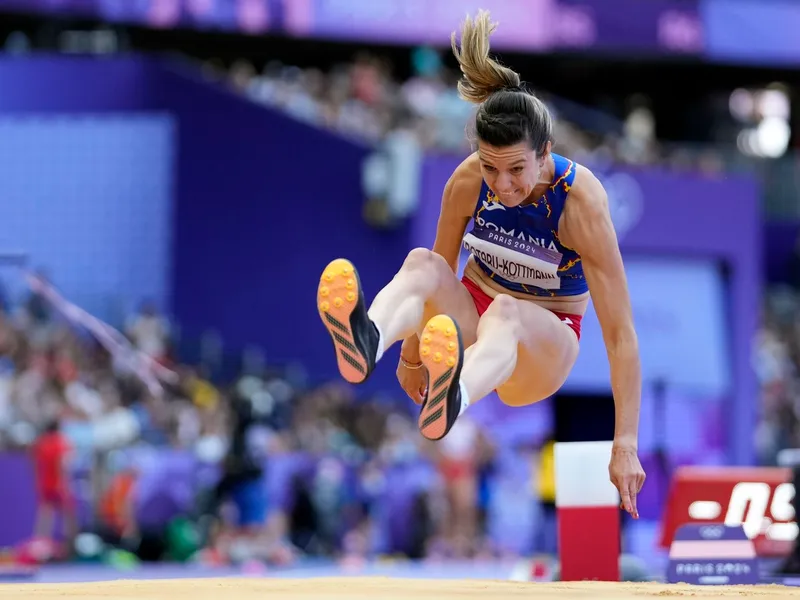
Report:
450,10,553,154
451,10,521,104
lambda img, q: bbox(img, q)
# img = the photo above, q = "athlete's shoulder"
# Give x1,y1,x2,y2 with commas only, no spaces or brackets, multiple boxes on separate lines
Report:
442,152,484,216
568,162,607,210
449,152,483,191
559,162,612,249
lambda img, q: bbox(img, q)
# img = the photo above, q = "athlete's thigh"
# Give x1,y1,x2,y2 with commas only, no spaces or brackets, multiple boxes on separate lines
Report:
495,299,580,406
420,255,480,346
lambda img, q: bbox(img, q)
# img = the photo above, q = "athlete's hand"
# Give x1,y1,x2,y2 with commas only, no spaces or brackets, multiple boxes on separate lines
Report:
608,443,646,519
397,362,428,404
397,336,427,404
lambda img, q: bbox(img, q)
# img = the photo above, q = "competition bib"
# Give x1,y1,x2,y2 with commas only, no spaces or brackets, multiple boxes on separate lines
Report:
463,224,563,290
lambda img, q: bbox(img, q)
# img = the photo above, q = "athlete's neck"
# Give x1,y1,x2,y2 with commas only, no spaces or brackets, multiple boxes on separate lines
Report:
519,155,556,207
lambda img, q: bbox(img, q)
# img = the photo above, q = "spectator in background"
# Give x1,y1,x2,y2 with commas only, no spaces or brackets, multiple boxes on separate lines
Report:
474,429,496,551
187,367,220,408
97,458,139,547
126,301,170,364
754,297,799,464
433,416,481,557
31,419,76,552
197,379,277,563
531,436,558,556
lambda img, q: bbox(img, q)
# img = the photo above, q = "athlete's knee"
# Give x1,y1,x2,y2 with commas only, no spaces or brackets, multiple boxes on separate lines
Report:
482,294,520,323
401,248,450,280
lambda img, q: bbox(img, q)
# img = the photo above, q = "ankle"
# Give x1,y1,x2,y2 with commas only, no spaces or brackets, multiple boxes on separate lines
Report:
373,321,385,362
458,380,471,416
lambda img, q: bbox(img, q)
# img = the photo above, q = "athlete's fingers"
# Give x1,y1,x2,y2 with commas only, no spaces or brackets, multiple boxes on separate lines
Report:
416,383,427,405
627,479,639,519
619,488,633,515
618,478,640,519
407,385,424,405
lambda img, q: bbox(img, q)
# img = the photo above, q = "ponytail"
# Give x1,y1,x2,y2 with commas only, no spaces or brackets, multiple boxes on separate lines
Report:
450,10,522,104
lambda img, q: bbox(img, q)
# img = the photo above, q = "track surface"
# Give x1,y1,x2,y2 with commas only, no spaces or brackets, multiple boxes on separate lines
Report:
2,577,800,599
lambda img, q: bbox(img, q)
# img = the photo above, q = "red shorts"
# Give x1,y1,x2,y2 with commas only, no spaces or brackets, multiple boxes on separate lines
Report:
461,276,582,341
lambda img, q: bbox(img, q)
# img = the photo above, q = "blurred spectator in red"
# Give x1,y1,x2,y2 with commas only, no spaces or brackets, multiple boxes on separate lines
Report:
31,419,76,550
433,416,481,557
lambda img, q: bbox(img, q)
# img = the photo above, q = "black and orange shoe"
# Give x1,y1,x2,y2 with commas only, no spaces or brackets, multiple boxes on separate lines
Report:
417,314,464,441
317,258,380,385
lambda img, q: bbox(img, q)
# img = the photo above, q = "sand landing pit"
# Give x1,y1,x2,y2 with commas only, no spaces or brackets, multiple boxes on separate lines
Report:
2,577,800,599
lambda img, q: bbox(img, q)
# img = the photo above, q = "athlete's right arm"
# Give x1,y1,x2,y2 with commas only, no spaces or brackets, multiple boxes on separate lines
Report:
401,156,481,360
431,155,483,271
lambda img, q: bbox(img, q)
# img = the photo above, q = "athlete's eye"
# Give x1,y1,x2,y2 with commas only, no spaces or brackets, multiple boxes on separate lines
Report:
511,167,524,174
483,165,497,173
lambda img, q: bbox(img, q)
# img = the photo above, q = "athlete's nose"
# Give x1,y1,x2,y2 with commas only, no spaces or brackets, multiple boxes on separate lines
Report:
495,173,515,194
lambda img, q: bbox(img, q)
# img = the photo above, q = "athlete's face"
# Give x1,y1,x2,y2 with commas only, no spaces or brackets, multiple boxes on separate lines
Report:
477,141,549,207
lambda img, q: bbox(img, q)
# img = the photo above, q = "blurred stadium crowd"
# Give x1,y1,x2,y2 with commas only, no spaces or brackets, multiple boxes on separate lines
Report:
0,273,503,565
208,51,726,176
756,274,800,466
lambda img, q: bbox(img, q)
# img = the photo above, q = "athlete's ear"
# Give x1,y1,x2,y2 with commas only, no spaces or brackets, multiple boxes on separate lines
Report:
537,140,552,166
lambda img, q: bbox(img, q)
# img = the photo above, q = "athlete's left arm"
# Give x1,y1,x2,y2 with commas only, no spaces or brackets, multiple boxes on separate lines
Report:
560,166,646,516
